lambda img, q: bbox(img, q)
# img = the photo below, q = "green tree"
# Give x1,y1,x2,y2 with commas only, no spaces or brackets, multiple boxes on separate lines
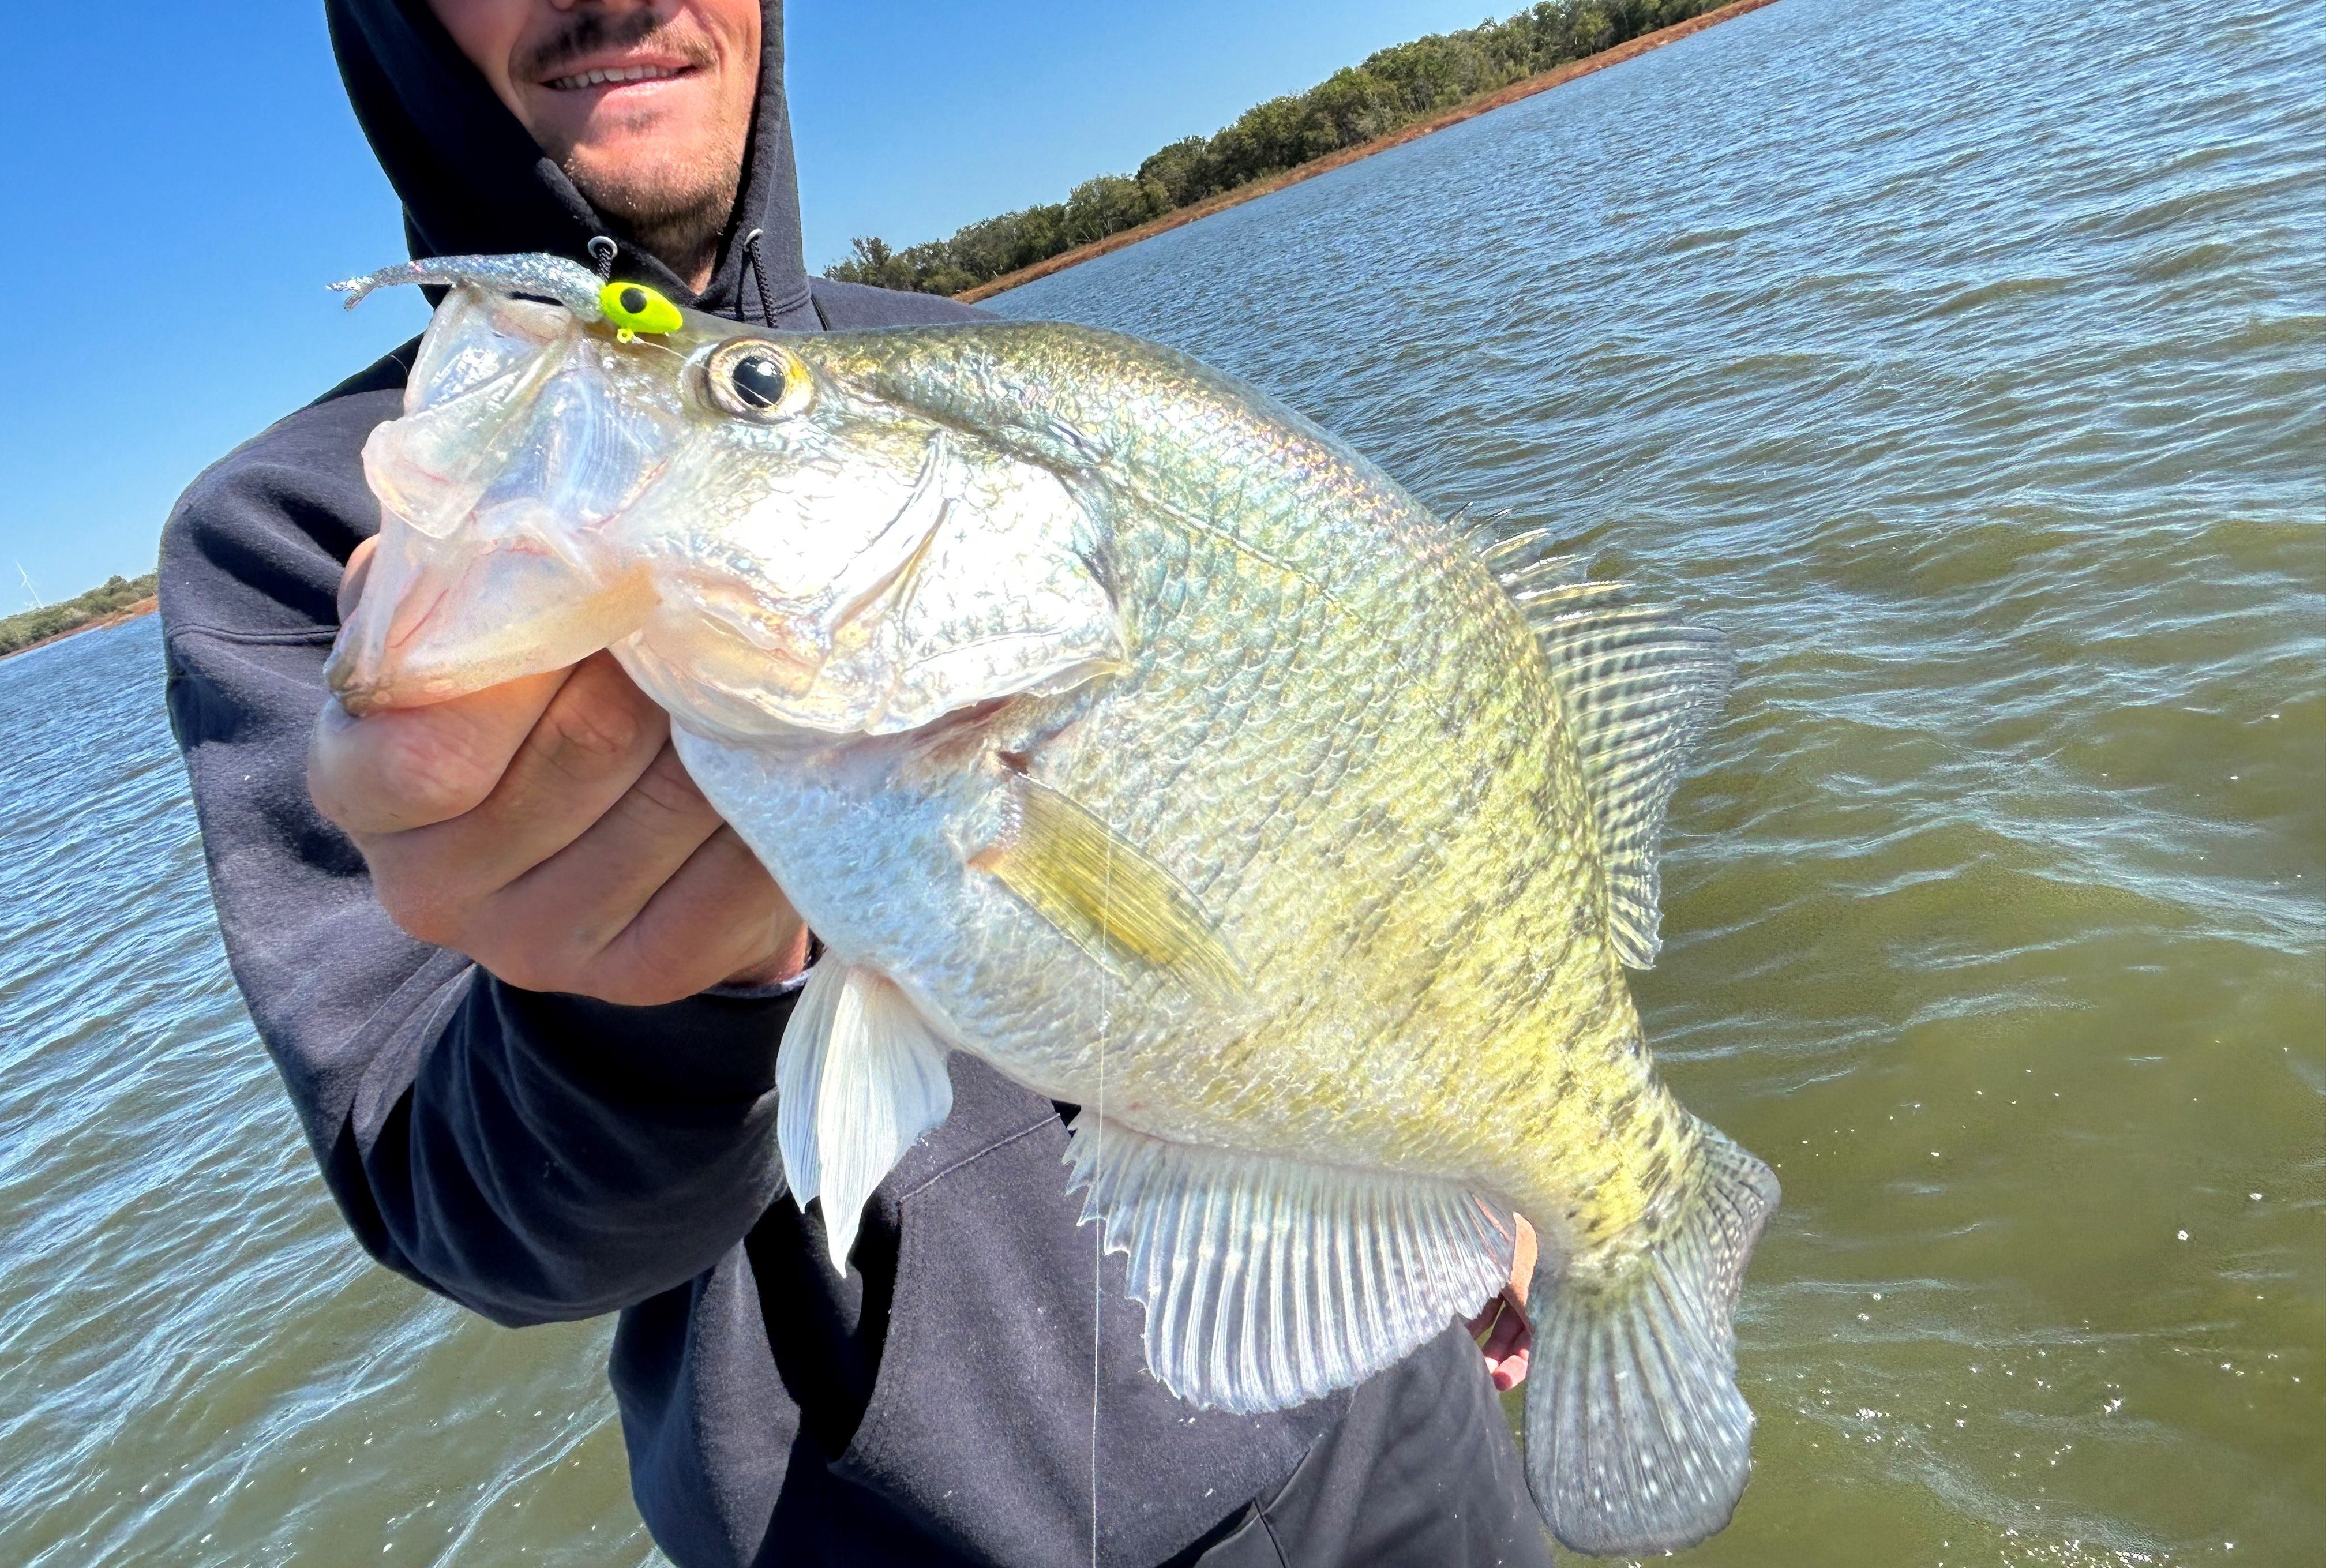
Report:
0,571,158,659
1136,137,1214,207
818,0,1735,297
1063,175,1173,246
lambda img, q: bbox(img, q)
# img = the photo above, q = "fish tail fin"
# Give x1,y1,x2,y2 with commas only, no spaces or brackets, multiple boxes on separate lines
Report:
1521,1126,1779,1555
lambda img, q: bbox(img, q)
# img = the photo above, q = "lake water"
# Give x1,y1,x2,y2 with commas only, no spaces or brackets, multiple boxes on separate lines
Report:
2,0,2318,1560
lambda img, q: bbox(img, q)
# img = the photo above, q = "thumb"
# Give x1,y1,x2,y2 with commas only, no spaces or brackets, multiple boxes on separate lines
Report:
337,535,380,622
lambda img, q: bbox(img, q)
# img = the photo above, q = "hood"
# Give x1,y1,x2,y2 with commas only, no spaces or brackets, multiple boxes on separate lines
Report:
325,0,819,329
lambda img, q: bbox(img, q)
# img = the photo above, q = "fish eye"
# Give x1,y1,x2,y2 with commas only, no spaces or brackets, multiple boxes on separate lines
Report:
701,338,813,422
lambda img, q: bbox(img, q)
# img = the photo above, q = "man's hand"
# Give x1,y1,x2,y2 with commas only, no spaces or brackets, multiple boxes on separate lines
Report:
1465,1214,1537,1392
309,538,806,1006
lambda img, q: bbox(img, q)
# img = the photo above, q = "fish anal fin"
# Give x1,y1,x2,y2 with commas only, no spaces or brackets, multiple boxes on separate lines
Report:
1066,1115,1514,1413
973,778,1244,1003
1523,1126,1780,1554
1478,530,1734,968
776,962,955,1268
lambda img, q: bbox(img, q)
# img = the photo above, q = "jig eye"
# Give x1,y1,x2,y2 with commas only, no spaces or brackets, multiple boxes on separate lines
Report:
599,280,683,337
701,337,813,421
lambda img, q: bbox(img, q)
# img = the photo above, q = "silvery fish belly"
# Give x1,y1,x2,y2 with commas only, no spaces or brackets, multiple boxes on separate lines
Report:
327,254,1781,1556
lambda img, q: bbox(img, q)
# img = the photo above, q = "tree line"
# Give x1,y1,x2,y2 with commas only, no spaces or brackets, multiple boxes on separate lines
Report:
826,0,1732,297
0,573,157,659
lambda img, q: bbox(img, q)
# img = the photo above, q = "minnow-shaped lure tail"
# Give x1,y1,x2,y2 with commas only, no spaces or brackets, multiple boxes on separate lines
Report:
331,253,609,317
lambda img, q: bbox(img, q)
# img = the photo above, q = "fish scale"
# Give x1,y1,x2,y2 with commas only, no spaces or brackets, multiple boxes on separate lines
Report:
327,255,1780,1555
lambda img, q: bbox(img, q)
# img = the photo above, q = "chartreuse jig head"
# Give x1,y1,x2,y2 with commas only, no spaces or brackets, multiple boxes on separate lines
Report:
599,281,684,341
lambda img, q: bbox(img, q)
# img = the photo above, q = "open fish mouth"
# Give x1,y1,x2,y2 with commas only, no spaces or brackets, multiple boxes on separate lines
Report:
325,295,669,712
325,529,660,714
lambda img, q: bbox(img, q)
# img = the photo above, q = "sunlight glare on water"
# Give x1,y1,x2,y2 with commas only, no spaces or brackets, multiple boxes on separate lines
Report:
0,621,658,1566
1,0,2319,1559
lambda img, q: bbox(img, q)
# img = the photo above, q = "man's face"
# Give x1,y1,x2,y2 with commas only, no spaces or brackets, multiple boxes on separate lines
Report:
430,0,761,286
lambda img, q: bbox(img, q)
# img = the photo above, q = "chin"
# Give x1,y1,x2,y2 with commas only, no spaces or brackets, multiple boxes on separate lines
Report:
568,144,731,227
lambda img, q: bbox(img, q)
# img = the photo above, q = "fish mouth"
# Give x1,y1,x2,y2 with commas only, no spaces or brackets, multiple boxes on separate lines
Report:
326,529,655,715
329,305,677,712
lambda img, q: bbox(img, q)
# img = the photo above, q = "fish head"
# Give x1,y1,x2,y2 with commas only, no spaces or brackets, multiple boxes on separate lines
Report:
329,256,1125,736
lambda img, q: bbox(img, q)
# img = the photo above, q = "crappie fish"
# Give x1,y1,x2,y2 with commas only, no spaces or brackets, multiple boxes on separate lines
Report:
327,253,1780,1555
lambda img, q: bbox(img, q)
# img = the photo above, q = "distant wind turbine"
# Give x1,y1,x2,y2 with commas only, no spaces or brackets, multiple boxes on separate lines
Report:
14,562,41,611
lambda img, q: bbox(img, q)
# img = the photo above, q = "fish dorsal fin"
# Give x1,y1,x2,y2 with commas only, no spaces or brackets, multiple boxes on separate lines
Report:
1066,1115,1514,1413
1481,528,1734,968
778,962,955,1268
973,777,1244,1003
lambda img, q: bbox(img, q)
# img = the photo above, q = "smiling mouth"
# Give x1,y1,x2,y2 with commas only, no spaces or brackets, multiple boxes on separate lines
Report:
544,62,695,91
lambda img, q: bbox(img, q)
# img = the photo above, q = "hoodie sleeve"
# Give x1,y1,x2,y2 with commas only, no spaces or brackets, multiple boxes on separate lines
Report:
159,364,793,1328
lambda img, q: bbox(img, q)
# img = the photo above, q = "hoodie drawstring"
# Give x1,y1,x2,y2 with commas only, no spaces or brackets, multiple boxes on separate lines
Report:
741,228,779,327
589,231,789,327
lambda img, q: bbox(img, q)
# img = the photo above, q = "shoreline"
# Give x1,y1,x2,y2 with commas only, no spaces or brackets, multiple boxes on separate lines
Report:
0,598,158,662
958,0,1784,304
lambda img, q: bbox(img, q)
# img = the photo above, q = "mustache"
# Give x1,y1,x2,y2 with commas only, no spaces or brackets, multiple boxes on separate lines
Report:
517,8,719,80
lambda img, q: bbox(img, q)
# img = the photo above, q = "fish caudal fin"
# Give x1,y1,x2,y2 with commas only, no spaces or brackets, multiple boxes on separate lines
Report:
1522,1126,1780,1555
1067,1115,1514,1413
1476,527,1734,969
778,961,955,1269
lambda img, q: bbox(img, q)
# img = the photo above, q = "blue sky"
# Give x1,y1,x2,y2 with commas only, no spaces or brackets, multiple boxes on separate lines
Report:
0,0,1498,606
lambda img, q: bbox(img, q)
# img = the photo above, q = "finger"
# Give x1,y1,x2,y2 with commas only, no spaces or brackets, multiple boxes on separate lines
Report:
471,737,729,972
586,825,801,1006
1480,1297,1528,1362
337,535,380,620
1490,1344,1530,1393
722,916,814,989
311,666,569,835
392,655,674,901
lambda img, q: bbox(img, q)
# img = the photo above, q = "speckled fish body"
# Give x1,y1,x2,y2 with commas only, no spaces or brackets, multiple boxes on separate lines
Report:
700,325,1674,1217
327,256,1780,1555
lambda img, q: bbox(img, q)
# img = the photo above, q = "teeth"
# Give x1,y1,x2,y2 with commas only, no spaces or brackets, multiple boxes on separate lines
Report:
549,64,682,89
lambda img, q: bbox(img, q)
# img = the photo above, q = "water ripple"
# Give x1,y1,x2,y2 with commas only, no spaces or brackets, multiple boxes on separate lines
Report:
1001,0,2325,1558
2,0,2319,1560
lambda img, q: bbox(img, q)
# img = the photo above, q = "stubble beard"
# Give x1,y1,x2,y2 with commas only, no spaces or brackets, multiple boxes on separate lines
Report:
565,143,744,291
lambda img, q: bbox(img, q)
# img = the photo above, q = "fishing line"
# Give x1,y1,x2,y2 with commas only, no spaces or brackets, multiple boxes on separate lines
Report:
1091,834,1114,1568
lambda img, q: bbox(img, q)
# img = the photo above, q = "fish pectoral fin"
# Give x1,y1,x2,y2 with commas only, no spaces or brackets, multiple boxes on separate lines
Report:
1524,1124,1780,1555
1066,1115,1514,1413
971,778,1244,1004
1477,527,1736,969
777,961,955,1269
